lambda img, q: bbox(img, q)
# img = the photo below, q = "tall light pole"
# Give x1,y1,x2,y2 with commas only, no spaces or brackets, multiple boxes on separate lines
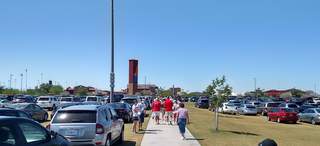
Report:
9,74,13,89
25,69,28,90
109,0,115,103
20,73,23,92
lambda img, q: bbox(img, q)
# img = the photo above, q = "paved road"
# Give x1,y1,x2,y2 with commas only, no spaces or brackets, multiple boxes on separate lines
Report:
141,119,201,146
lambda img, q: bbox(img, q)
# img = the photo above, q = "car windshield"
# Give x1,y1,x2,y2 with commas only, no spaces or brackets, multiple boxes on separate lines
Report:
7,104,28,110
109,103,126,109
316,109,320,113
52,110,96,123
200,100,208,103
122,99,137,105
61,98,72,102
87,97,97,101
267,103,280,107
38,98,49,101
288,104,298,108
246,105,256,108
282,108,295,112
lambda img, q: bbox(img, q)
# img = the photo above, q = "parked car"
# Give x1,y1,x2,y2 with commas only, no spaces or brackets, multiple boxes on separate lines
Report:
37,96,59,111
7,103,48,122
278,103,300,112
109,102,133,123
237,104,258,115
85,96,104,104
267,108,298,123
59,97,81,105
299,104,317,113
0,98,10,108
195,98,209,109
259,102,282,116
220,102,241,115
12,95,35,103
0,116,70,146
298,108,320,125
189,97,199,102
121,96,141,107
0,108,32,119
313,98,320,104
49,104,124,146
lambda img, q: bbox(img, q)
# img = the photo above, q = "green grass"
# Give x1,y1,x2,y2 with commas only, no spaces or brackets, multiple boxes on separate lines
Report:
186,103,320,146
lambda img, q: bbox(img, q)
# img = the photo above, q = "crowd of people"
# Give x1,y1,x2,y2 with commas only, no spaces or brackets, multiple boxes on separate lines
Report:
130,96,190,140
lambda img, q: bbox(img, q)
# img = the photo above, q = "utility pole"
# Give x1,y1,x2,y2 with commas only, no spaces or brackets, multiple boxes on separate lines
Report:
109,0,115,103
41,73,43,84
172,84,175,97
144,76,147,95
254,78,257,97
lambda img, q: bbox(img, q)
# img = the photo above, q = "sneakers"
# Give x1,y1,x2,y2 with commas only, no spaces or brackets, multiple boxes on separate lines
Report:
181,134,186,140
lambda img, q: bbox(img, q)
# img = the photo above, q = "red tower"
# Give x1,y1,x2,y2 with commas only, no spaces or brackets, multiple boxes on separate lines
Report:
128,59,138,95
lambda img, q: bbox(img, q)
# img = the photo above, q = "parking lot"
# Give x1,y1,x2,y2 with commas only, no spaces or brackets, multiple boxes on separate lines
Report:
187,103,320,146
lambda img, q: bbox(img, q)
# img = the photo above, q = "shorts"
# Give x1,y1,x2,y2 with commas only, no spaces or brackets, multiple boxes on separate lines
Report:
132,116,139,122
139,113,145,123
153,111,160,117
165,111,173,117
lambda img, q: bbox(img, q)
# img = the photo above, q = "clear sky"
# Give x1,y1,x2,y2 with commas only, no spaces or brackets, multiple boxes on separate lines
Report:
1,0,320,94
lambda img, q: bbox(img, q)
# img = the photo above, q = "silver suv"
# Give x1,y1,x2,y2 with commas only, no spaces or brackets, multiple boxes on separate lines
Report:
37,96,59,111
48,104,124,146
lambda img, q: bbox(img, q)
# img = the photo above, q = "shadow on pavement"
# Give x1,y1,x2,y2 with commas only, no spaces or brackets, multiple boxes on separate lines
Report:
222,130,260,136
114,141,136,146
141,129,163,132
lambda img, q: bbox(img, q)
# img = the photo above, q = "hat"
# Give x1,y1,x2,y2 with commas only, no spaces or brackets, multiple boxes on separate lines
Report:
258,139,277,146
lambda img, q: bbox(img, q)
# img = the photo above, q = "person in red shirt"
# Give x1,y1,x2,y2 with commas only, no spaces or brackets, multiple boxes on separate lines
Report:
164,97,174,125
151,98,161,125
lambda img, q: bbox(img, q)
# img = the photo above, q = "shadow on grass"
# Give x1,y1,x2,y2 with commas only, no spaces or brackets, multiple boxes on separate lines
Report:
185,138,205,141
219,115,243,119
220,130,260,136
113,141,136,146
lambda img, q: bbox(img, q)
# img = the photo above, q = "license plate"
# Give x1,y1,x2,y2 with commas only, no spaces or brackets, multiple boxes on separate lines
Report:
65,129,79,136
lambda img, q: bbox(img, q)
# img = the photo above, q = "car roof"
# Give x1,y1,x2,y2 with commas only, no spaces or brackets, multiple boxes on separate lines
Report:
122,97,139,99
60,104,106,111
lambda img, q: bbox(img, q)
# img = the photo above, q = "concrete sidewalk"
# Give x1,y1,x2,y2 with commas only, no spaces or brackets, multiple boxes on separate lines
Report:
141,119,201,146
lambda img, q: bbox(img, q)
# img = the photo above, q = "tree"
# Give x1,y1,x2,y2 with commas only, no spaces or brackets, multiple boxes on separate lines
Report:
158,88,172,97
39,83,52,94
75,86,88,96
49,85,64,95
0,86,4,94
206,75,232,131
290,89,305,97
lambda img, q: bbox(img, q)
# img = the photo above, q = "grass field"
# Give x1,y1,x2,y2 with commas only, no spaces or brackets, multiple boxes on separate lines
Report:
186,103,320,146
42,111,150,146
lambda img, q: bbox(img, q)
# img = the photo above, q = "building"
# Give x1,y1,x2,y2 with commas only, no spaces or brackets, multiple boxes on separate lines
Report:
264,90,289,97
137,84,159,96
128,59,138,95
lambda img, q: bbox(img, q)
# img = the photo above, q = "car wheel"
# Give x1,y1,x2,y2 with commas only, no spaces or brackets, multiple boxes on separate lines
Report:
105,136,111,146
277,118,281,123
43,113,48,122
312,119,316,125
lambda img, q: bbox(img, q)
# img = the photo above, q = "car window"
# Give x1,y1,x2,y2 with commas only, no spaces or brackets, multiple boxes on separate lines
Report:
52,110,97,123
0,125,17,145
19,122,48,144
288,104,298,108
309,110,316,113
38,98,49,101
106,109,112,120
18,112,30,118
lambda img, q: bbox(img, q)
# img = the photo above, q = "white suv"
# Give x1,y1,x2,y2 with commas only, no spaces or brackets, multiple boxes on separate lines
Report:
37,96,59,111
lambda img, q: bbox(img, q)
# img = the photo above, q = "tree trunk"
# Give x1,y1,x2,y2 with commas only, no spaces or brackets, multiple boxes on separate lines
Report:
215,107,219,131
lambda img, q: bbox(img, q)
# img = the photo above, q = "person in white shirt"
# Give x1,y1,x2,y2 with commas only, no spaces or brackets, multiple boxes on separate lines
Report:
132,101,141,133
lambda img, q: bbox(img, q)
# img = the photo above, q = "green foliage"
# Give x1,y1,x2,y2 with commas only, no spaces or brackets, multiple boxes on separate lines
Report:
0,86,4,94
206,76,232,108
291,89,305,97
158,88,172,97
49,85,64,95
2,89,21,95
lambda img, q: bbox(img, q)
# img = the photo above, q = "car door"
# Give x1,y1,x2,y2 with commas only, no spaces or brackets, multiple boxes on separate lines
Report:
107,108,117,141
308,109,316,122
109,108,121,140
34,105,45,121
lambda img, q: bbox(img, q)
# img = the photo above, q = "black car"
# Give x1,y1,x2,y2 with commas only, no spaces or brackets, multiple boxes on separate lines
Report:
12,96,35,103
0,116,70,146
195,98,210,109
299,104,317,112
0,108,32,119
6,103,48,122
109,102,133,122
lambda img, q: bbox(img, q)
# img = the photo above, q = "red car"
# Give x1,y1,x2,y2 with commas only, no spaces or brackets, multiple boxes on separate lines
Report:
267,108,298,123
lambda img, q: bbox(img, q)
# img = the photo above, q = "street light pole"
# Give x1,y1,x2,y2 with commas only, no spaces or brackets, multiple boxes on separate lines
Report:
25,69,28,90
20,73,23,92
109,0,115,103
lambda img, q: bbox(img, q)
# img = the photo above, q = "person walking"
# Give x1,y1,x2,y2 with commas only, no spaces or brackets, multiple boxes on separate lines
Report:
173,100,180,125
151,98,161,124
138,100,146,131
132,100,141,133
175,102,190,140
164,97,174,125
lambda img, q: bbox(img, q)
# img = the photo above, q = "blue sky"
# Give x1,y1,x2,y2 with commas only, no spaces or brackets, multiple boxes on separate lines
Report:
1,0,320,93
